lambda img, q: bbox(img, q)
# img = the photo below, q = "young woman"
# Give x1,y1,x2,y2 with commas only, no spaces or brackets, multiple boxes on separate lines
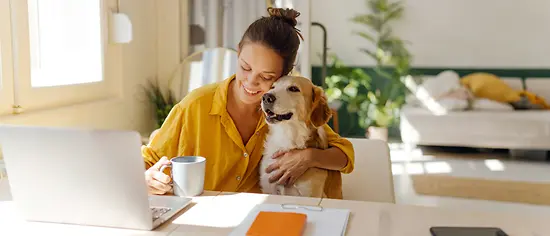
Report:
142,8,354,199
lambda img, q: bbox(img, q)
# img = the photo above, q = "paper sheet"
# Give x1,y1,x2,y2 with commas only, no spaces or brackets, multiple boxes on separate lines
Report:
229,203,350,236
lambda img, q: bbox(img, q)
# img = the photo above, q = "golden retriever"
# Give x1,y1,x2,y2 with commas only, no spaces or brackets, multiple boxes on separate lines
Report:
259,75,332,198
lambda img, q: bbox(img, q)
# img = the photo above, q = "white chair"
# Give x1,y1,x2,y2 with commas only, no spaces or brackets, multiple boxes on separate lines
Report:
342,138,395,203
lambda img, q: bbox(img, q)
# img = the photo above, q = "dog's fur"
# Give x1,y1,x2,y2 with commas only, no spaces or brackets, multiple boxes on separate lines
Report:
259,76,333,197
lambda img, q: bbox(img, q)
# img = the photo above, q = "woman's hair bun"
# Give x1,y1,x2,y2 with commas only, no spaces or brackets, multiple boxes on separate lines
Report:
267,7,300,27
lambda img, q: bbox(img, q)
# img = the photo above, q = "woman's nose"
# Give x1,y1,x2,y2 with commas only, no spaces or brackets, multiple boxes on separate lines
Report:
247,73,261,86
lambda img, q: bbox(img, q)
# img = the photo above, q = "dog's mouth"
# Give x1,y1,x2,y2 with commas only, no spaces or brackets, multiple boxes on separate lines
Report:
264,109,293,123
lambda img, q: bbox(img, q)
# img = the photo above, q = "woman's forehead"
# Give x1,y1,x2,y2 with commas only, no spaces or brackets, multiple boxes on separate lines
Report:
239,43,283,73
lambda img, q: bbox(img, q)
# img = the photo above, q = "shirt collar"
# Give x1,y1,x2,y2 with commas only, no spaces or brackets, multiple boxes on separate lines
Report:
209,74,235,116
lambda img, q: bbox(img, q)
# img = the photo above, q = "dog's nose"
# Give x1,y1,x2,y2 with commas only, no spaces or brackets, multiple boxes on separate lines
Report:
262,93,276,104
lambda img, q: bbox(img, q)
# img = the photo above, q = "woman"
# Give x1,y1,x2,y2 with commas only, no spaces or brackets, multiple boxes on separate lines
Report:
142,8,355,199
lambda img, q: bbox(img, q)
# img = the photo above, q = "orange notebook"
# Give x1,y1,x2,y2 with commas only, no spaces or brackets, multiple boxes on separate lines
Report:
246,211,308,236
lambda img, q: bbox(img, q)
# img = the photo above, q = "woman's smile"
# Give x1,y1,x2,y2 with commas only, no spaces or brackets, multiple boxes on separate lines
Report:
242,84,262,96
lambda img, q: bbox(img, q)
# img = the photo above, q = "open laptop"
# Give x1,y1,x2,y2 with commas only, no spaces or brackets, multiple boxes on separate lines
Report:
0,124,192,230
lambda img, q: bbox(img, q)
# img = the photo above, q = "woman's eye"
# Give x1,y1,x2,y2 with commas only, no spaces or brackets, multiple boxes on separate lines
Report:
288,86,300,92
241,65,251,71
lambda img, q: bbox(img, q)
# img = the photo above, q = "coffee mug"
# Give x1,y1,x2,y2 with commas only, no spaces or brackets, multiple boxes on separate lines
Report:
160,156,206,197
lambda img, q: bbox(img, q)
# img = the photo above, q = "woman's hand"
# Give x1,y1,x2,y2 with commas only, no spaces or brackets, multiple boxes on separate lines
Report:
145,156,172,195
265,148,317,187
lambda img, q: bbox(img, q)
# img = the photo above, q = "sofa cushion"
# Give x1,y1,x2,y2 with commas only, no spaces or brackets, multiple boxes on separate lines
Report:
472,98,514,111
406,70,469,113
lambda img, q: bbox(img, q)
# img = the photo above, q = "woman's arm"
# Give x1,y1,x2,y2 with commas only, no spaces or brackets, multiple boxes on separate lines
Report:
308,147,349,171
142,104,185,169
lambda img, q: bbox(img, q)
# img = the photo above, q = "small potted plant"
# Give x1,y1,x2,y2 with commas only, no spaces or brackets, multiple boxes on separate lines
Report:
351,0,412,140
142,78,178,130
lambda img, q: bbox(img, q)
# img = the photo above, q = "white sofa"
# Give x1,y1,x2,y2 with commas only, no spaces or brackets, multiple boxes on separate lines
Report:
400,77,550,152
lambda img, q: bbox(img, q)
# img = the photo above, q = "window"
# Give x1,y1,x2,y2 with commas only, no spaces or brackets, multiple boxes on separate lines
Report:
0,0,14,115
27,0,104,88
0,0,120,115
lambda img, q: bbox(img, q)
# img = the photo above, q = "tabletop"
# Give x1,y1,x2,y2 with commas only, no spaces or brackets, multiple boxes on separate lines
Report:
1,178,550,236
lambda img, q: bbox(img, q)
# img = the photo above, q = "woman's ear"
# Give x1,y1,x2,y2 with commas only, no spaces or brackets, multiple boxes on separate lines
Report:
310,86,333,127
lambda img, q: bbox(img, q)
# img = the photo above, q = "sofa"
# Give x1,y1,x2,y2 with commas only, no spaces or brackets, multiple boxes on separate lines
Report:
400,70,550,154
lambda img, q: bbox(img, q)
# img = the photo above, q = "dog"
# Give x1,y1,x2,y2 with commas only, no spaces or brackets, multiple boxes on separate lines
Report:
259,75,333,198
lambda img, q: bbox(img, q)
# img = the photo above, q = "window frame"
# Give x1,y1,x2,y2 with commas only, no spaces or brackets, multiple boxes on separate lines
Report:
0,0,14,115
7,0,121,113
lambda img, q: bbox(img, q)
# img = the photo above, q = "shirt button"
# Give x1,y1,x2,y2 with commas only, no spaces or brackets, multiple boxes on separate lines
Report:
236,176,241,181
243,153,249,158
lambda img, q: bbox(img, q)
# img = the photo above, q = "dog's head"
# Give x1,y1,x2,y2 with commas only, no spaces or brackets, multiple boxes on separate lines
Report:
261,76,332,127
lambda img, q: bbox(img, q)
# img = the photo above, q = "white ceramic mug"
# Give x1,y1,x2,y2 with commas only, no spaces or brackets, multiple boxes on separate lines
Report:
160,156,206,197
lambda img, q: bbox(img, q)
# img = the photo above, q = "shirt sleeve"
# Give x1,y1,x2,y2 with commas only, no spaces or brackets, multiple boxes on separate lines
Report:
323,124,355,174
141,104,186,169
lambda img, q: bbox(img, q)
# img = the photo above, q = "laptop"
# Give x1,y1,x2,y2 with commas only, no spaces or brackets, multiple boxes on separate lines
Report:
0,124,192,230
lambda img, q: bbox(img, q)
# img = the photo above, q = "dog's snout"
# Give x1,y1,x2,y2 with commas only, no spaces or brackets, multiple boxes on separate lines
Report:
262,93,276,104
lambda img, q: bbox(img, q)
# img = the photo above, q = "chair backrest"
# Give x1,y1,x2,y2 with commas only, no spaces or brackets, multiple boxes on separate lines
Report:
342,138,395,203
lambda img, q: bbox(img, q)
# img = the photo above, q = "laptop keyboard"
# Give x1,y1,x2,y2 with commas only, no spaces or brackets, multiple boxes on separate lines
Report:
151,207,171,221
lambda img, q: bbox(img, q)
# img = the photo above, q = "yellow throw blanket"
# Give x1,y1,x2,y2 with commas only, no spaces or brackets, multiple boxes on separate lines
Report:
519,90,550,109
460,72,521,103
460,72,550,110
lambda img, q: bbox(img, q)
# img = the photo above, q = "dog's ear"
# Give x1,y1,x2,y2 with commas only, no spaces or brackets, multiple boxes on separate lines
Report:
310,85,332,127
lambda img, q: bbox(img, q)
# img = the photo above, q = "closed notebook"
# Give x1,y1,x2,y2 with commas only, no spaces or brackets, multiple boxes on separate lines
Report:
246,211,307,236
230,203,350,236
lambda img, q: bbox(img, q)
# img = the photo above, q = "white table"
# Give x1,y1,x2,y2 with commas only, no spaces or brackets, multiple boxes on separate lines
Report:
1,179,549,236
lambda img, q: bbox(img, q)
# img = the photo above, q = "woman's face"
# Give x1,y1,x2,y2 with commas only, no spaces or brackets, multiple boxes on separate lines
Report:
235,42,284,105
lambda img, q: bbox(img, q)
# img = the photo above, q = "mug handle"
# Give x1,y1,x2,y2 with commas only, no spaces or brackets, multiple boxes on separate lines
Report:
159,163,174,187
159,162,171,173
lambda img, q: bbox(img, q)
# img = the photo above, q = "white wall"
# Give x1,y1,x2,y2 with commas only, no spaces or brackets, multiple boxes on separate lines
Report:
0,0,184,136
310,0,550,68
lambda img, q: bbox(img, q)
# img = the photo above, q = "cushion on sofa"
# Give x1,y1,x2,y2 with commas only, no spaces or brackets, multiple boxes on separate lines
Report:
406,70,469,113
471,98,514,111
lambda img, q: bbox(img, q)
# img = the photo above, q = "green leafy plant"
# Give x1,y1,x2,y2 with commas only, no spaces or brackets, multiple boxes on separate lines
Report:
142,78,178,129
349,0,412,128
325,54,371,127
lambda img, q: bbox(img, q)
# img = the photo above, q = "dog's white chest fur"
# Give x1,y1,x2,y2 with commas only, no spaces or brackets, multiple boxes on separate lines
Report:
259,121,328,197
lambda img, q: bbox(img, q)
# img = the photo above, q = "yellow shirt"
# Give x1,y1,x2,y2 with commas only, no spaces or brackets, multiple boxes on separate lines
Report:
141,76,355,199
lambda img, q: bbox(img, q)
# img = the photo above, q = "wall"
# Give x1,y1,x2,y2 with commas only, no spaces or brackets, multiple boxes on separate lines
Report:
310,0,550,68
0,0,184,137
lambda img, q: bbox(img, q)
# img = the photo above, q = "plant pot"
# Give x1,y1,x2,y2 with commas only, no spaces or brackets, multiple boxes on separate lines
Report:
366,126,388,141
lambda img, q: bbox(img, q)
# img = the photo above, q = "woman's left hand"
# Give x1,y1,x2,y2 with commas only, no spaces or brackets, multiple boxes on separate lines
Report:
265,148,317,187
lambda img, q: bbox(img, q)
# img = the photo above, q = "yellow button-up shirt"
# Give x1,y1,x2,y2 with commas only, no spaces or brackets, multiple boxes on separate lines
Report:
142,76,355,198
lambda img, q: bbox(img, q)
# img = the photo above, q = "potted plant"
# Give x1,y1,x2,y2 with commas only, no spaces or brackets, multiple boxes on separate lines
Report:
325,54,372,134
142,77,178,130
351,0,412,140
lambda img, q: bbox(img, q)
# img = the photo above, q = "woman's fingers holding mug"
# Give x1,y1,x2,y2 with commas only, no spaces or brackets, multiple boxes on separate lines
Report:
153,171,171,184
152,156,171,170
147,176,171,194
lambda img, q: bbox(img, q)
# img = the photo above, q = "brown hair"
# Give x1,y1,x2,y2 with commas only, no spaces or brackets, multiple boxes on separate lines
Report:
238,7,303,76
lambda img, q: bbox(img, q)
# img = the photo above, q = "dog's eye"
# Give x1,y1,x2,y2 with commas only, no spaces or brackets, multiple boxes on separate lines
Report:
270,85,275,89
288,86,300,92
